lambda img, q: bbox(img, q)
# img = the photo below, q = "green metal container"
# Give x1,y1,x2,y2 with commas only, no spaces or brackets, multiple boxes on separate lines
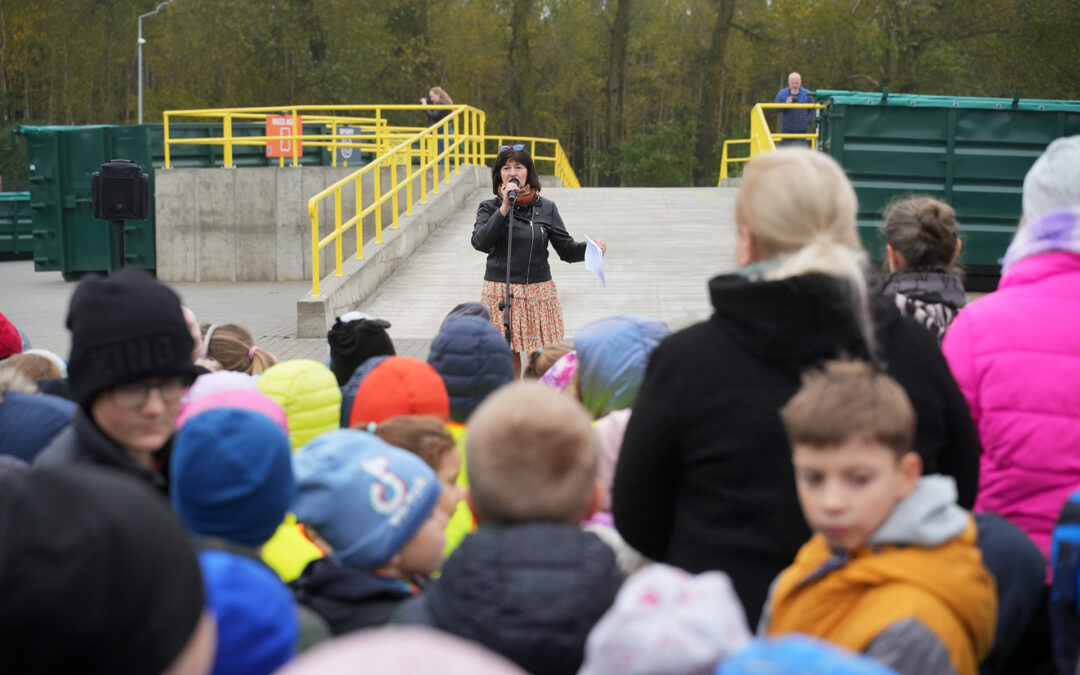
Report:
816,90,1080,289
17,123,334,278
0,191,33,258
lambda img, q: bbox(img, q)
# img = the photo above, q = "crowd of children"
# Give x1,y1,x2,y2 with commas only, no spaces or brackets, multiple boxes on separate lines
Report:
2,135,1080,674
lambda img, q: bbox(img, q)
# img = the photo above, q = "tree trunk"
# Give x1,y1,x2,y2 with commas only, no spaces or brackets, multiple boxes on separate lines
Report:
602,0,632,186
509,0,533,135
692,0,736,186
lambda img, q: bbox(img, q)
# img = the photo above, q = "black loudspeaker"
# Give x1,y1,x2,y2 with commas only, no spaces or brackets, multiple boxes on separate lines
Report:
92,159,149,221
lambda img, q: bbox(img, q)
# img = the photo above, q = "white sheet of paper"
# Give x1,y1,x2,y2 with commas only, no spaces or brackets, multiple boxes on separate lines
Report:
584,236,606,288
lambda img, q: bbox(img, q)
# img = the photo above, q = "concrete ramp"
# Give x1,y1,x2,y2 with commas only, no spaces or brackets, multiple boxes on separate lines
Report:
357,186,739,339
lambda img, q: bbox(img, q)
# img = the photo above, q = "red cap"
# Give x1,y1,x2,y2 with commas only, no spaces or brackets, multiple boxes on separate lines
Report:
0,312,22,360
349,356,450,427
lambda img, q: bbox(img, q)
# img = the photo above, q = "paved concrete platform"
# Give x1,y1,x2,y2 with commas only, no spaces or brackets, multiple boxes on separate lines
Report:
360,186,739,341
0,185,739,364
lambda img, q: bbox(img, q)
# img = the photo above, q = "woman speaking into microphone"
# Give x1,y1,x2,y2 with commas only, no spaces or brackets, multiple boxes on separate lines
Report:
471,144,606,378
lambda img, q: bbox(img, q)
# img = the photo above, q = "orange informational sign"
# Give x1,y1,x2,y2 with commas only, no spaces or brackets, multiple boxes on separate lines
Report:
266,115,302,158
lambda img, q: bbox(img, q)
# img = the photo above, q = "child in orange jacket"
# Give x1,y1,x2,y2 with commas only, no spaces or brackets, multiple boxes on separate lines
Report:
763,360,997,675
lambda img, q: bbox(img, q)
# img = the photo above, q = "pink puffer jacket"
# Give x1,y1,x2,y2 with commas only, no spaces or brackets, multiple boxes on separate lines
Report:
944,250,1080,581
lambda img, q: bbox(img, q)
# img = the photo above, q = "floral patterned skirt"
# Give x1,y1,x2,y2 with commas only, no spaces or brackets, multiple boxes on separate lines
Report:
480,279,565,353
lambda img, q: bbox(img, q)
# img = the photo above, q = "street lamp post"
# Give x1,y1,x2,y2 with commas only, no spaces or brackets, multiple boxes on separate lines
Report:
138,1,172,125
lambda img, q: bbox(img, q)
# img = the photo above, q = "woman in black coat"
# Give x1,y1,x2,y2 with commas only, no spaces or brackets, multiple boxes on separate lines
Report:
471,145,605,377
611,148,980,626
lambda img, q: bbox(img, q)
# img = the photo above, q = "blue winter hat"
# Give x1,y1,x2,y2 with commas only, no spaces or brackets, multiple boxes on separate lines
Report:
171,408,296,548
714,636,898,675
427,315,514,424
198,550,298,675
576,315,669,418
292,429,441,568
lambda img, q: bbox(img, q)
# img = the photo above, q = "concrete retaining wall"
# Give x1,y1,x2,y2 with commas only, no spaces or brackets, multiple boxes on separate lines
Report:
296,165,486,337
155,163,458,282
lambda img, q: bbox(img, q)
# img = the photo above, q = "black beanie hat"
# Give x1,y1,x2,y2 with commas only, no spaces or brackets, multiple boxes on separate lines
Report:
0,466,206,674
66,269,198,408
327,316,395,386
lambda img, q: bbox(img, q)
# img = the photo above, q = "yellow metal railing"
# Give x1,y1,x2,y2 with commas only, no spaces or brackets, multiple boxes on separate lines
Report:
161,104,492,169
307,108,478,296
719,102,824,182
308,132,582,297
480,137,582,189
160,104,583,298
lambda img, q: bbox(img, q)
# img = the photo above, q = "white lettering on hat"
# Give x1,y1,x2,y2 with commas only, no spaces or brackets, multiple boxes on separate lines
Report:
362,455,406,516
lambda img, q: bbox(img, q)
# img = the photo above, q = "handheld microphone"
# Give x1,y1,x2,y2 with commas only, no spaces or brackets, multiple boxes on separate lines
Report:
506,177,520,202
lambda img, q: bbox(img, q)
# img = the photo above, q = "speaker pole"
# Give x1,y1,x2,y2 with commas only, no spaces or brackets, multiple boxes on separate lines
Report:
108,219,126,275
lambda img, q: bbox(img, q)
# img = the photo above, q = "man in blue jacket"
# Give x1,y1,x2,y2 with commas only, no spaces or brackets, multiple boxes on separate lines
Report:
774,72,814,146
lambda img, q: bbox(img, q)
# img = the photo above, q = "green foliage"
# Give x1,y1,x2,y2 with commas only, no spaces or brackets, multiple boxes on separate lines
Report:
606,120,698,186
1,0,1077,185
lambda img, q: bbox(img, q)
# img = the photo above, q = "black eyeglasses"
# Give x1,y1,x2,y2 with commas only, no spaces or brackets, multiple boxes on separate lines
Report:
499,144,525,152
107,376,188,410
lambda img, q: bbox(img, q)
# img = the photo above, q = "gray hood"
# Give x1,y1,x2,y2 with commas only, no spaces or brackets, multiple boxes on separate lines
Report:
867,475,968,547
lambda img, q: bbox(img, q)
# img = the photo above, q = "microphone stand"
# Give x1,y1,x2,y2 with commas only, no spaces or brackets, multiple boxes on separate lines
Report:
498,190,517,347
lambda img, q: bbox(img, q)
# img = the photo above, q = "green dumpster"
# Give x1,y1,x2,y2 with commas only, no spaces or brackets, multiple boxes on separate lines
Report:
17,123,334,279
0,192,33,259
816,90,1080,289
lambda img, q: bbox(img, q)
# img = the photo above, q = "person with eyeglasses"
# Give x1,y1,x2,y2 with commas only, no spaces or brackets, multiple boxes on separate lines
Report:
472,144,607,378
35,269,200,495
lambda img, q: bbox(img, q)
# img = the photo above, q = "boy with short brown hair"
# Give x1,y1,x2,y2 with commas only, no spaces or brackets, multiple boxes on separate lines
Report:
401,382,623,675
765,360,996,675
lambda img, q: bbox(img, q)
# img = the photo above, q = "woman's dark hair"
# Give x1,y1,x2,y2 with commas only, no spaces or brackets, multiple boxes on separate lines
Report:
491,146,542,196
882,195,961,273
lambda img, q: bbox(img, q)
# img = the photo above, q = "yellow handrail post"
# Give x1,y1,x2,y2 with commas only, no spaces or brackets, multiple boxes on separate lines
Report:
163,113,172,169
432,134,440,194
355,174,364,259
391,151,400,230
334,189,344,276
420,136,428,205
223,113,233,168
720,141,730,180
331,120,338,167
443,123,451,184
405,144,414,216
374,162,383,244
291,108,300,167
311,203,321,297
453,115,461,175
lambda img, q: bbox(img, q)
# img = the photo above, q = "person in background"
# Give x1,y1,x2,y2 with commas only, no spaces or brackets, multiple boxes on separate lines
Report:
0,367,75,463
326,315,395,387
373,415,465,521
0,311,23,362
421,86,455,170
201,323,277,375
0,352,61,380
579,563,751,675
427,316,514,426
764,360,996,674
172,406,331,652
400,382,623,675
774,72,814,146
347,356,450,430
880,196,966,343
290,430,447,635
0,466,216,674
276,626,527,675
198,549,300,675
943,135,1080,673
613,148,980,626
35,269,200,495
472,145,606,378
522,342,572,379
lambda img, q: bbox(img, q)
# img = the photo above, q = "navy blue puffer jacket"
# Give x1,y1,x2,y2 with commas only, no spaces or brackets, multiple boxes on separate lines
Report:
427,316,513,424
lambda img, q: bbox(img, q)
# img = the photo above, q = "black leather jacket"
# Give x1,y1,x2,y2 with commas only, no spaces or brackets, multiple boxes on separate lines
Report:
471,195,586,284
